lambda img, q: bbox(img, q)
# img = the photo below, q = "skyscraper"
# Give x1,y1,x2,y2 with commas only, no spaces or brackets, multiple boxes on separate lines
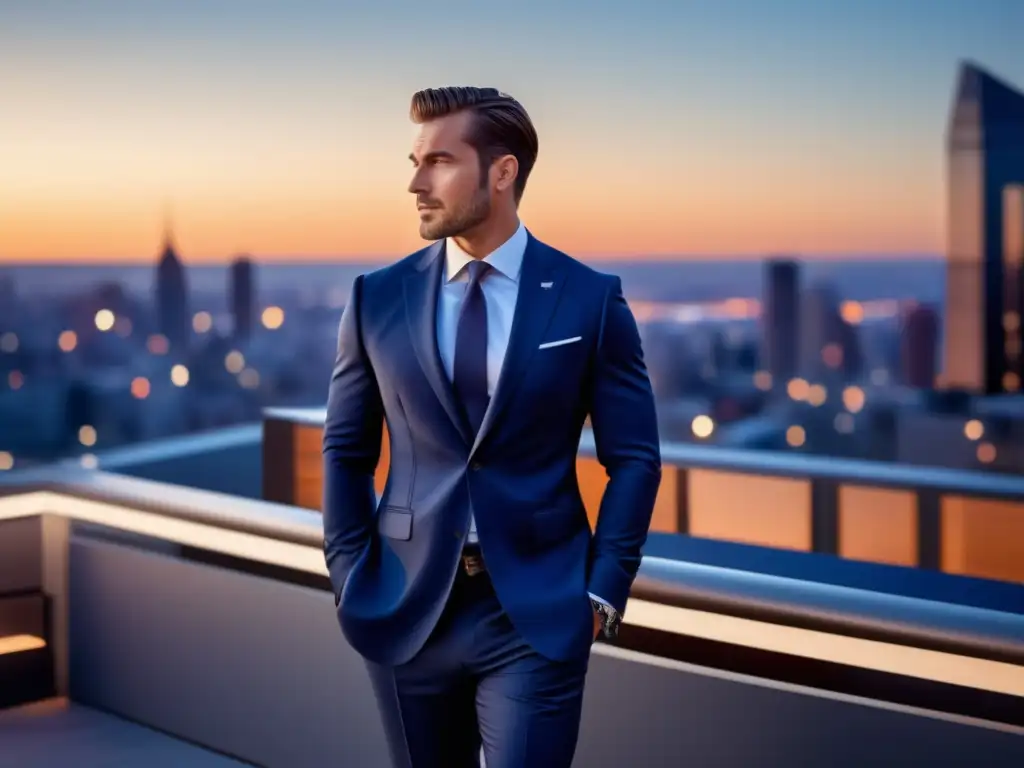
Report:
154,221,189,353
944,61,1024,394
761,259,800,387
901,304,939,389
229,256,255,342
799,282,844,380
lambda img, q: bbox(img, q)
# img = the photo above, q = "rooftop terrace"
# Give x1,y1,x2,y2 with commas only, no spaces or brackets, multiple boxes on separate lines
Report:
0,410,1022,766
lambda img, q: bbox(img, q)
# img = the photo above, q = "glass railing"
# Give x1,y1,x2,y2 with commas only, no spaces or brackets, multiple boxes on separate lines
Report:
263,407,1024,585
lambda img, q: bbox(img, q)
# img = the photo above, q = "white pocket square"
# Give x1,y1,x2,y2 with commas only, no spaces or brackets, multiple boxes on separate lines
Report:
538,336,582,350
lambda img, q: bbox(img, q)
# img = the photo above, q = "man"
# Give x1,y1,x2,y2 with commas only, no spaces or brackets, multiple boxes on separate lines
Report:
322,86,661,768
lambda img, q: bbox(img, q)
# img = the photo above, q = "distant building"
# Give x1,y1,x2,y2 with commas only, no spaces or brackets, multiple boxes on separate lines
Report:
154,222,190,353
901,304,939,389
943,61,1024,395
896,395,1024,472
229,256,256,342
799,282,844,379
761,259,799,386
0,273,16,327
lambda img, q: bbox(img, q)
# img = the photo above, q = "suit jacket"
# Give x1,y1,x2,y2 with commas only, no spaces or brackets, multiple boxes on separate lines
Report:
322,232,661,667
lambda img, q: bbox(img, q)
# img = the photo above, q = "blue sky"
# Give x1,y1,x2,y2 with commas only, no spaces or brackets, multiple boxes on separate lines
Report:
1,0,1021,260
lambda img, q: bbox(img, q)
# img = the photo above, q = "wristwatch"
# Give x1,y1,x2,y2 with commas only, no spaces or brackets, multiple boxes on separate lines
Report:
590,598,622,640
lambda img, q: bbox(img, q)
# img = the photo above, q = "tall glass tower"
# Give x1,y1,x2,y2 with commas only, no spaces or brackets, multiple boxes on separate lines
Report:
944,61,1024,395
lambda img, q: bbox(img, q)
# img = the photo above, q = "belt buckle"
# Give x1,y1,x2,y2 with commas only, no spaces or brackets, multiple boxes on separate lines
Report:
462,553,485,577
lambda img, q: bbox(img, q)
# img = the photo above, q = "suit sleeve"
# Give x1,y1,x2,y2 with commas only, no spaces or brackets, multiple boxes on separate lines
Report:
321,274,384,603
586,276,662,616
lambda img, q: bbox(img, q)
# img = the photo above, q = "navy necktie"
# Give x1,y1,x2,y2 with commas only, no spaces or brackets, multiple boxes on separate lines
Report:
453,260,491,436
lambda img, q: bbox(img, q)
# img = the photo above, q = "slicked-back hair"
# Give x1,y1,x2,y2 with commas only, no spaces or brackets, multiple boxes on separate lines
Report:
410,86,538,202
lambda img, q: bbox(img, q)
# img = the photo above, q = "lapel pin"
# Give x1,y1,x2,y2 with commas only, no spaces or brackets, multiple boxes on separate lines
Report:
540,281,553,289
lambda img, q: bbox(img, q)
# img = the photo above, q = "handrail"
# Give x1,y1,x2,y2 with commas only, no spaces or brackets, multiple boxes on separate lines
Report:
91,423,262,468
0,464,323,548
265,406,1024,501
633,559,1024,667
2,464,1023,668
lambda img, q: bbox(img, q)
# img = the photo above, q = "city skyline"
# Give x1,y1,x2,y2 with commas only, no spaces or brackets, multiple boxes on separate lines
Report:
2,0,1023,262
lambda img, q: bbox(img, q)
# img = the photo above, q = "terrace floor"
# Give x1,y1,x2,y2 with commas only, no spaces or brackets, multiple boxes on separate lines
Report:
0,699,252,768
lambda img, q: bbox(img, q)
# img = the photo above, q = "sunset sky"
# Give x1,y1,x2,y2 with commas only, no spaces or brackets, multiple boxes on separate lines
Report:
1,0,1022,263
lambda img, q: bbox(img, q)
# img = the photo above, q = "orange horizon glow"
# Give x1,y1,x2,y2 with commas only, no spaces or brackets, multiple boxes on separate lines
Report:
0,45,949,264
1,87,947,264
0,182,943,263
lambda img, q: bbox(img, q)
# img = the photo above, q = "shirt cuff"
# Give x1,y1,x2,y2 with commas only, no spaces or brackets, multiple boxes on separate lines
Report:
588,593,619,619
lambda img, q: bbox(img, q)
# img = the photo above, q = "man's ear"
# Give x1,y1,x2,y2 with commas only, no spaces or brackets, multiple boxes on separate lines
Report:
492,154,519,194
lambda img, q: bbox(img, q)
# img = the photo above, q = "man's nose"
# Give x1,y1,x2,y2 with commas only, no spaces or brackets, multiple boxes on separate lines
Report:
408,168,428,195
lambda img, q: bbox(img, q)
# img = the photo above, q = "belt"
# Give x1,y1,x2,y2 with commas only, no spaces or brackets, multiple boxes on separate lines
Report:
460,545,486,577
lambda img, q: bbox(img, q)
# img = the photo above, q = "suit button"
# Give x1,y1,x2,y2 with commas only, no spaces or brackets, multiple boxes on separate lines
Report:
454,530,463,539
470,461,482,471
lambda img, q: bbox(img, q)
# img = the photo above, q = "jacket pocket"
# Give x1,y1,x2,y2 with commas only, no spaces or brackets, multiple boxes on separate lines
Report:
377,506,413,541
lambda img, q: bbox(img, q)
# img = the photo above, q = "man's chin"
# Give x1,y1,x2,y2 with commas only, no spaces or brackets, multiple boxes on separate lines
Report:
418,223,448,241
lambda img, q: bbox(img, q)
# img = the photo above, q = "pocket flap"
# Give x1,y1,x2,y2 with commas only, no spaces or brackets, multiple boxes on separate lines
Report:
378,506,413,540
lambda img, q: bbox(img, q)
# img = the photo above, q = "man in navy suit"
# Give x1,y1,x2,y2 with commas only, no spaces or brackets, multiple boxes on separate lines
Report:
322,86,661,768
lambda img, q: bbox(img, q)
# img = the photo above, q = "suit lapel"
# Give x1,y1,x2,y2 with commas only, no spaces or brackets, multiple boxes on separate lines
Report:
403,242,474,446
472,235,566,455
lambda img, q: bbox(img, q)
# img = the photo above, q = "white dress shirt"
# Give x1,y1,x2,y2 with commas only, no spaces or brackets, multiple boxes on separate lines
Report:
435,222,613,616
436,222,527,543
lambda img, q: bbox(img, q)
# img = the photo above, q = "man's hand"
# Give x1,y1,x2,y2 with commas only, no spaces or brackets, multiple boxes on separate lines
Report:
593,608,602,640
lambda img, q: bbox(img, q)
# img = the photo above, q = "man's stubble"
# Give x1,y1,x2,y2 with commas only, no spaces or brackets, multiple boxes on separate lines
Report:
419,186,492,241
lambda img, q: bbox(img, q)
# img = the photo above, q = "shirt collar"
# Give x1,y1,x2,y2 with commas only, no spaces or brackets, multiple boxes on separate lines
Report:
444,221,527,284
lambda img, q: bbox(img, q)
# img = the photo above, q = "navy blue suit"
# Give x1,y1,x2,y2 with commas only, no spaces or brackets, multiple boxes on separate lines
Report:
323,233,661,766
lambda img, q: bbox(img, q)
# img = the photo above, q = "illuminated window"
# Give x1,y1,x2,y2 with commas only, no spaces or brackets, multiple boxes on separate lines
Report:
841,386,865,413
963,419,984,440
785,425,806,447
691,415,714,439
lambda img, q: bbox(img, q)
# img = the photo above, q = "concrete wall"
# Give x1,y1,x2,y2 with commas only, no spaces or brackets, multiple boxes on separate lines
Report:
66,532,1024,768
